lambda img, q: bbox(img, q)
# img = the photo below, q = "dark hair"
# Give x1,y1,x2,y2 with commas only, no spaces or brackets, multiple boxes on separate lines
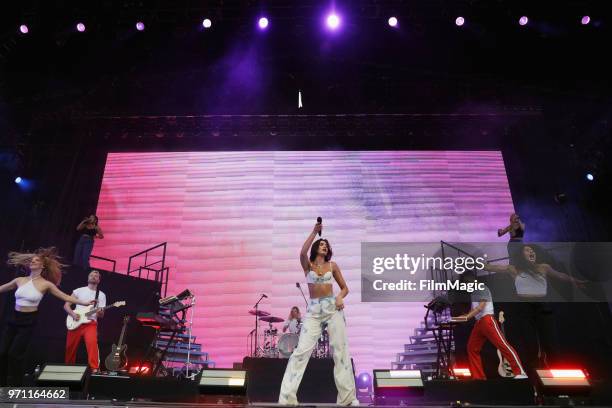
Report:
309,239,333,262
514,244,540,275
91,215,99,225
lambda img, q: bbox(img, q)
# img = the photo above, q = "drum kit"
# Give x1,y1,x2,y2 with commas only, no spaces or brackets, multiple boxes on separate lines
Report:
248,309,330,359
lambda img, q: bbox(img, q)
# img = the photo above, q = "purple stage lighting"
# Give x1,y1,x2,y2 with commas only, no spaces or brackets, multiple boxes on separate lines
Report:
203,18,212,28
19,25,29,34
455,16,465,26
15,177,22,184
258,17,269,30
581,16,591,25
357,372,372,388
326,13,340,30
76,22,86,32
136,21,145,31
519,16,529,26
388,17,398,27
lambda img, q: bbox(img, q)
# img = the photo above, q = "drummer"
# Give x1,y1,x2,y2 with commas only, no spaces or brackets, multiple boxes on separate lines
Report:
282,306,302,334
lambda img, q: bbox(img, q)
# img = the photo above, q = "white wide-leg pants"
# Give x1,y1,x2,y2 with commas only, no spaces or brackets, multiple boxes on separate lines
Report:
278,296,357,406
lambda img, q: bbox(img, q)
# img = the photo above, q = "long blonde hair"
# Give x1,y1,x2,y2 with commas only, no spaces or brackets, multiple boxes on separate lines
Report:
7,247,64,285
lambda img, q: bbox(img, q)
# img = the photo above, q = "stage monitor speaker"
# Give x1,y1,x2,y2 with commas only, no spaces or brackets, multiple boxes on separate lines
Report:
374,369,424,404
37,364,88,386
199,368,247,395
36,364,89,396
535,369,591,402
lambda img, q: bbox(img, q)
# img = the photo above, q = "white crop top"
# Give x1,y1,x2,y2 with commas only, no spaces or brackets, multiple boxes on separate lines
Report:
15,278,44,307
515,271,547,297
306,264,333,285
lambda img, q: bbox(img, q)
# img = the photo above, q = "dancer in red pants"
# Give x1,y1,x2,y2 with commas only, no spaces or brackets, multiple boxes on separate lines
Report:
458,272,527,380
64,270,106,371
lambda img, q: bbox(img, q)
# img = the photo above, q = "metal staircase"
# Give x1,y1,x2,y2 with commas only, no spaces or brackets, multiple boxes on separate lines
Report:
156,304,215,376
392,312,453,376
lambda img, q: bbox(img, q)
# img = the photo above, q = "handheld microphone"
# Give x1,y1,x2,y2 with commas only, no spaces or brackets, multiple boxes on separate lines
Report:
317,216,322,236
295,282,300,288
261,294,268,298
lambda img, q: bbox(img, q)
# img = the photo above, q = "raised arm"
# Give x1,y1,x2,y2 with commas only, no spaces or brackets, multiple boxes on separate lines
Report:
483,262,518,277
497,225,512,237
541,264,585,285
76,218,88,231
45,282,93,306
300,223,321,272
332,262,349,310
96,225,104,239
0,278,18,294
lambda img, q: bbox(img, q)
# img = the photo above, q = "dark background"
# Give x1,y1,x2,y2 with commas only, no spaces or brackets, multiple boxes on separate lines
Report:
1,0,611,379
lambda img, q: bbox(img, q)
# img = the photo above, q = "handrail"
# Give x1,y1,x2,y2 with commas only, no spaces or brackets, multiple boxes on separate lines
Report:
440,240,480,260
126,243,169,297
90,255,116,272
127,242,167,276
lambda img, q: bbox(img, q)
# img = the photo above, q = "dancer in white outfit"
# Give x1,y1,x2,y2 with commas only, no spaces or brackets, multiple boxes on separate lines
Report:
278,222,358,406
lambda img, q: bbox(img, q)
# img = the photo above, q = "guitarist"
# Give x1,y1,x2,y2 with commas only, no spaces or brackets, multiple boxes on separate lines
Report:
457,271,527,380
64,270,106,371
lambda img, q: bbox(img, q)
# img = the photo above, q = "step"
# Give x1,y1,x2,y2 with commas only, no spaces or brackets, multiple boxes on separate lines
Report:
404,343,438,352
395,355,438,365
165,349,209,358
397,349,439,358
410,333,438,343
155,341,202,351
158,332,194,340
163,357,215,367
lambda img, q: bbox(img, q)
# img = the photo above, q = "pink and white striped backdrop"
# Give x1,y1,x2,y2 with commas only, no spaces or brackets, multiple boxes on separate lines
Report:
93,150,514,375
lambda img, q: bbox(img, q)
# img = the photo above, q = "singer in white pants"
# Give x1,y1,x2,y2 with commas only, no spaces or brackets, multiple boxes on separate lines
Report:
279,221,358,406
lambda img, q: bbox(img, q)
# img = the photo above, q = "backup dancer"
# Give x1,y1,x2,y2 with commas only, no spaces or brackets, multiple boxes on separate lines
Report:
0,248,94,386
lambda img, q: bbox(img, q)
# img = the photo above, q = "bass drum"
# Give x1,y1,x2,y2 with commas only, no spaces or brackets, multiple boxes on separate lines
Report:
278,333,300,358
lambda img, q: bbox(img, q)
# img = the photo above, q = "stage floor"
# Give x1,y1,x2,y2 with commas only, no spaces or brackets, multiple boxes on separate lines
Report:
6,401,612,408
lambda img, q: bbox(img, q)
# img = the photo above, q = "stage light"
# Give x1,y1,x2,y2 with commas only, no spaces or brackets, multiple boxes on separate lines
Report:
388,17,398,27
586,173,594,181
14,177,22,184
258,17,269,30
581,16,591,25
136,21,145,31
76,23,86,32
535,368,591,403
452,367,471,378
357,372,372,388
19,25,29,34
203,18,212,28
326,13,341,30
455,16,465,26
519,16,529,26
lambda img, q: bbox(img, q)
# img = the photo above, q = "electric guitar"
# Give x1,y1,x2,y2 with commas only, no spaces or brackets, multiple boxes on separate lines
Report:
105,315,130,371
497,311,514,378
66,301,126,330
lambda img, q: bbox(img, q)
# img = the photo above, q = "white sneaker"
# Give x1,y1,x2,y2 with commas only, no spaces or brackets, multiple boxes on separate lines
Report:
349,399,360,406
513,374,528,379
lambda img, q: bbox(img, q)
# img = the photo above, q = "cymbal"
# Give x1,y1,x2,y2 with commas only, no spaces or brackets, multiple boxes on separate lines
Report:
260,316,284,323
249,309,271,317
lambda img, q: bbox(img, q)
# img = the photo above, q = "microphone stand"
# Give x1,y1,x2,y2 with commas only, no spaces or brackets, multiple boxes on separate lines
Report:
296,283,308,308
253,294,266,357
185,295,196,379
